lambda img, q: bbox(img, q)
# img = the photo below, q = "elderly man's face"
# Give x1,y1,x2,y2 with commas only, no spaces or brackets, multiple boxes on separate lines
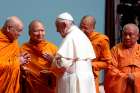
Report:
55,21,67,38
122,26,139,48
29,22,45,43
8,24,23,41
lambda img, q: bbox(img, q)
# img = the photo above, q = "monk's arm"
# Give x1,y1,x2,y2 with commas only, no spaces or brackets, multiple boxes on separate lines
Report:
92,61,107,70
108,47,127,78
92,39,112,70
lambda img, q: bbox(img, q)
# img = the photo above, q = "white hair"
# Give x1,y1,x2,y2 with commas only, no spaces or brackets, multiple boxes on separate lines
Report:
123,23,139,34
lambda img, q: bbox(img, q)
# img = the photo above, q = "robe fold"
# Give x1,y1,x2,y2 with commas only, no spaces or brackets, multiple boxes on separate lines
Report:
21,40,57,93
88,32,112,93
54,25,96,93
0,31,20,93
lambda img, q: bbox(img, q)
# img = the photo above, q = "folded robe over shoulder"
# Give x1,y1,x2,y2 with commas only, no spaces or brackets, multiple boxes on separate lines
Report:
0,31,20,93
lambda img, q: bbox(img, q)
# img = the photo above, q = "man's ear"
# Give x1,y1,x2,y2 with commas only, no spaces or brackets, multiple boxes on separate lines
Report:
137,33,140,40
6,25,12,32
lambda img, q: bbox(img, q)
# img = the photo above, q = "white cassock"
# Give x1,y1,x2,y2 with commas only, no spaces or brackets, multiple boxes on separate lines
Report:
54,25,96,93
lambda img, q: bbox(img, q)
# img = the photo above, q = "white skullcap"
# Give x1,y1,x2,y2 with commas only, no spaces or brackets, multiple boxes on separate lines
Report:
57,12,74,21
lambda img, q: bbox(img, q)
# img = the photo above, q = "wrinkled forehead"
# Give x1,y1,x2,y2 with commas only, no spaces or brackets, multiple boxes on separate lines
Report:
31,22,45,30
123,26,138,34
123,23,139,33
16,22,24,29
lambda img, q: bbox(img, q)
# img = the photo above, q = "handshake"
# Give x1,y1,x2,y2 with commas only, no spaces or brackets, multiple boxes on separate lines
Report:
54,54,73,68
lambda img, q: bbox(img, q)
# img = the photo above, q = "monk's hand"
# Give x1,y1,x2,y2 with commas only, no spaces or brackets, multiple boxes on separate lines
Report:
93,62,100,71
20,66,31,79
20,52,31,65
54,54,62,67
127,73,134,85
42,53,53,63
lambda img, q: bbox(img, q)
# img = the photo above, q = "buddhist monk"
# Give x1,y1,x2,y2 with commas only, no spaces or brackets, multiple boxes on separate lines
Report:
0,16,28,93
80,16,112,93
20,20,57,93
104,23,140,93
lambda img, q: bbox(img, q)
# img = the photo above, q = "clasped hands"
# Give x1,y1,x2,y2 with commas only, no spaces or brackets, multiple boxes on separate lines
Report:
20,52,31,65
54,54,74,74
42,53,53,63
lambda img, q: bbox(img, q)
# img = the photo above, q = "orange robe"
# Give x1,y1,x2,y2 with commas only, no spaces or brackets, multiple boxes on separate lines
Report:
104,43,140,93
0,31,20,93
88,32,112,93
21,40,57,93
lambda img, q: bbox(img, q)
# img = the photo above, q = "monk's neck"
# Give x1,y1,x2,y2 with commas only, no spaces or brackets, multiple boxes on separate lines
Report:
86,31,94,37
29,39,41,45
123,43,137,49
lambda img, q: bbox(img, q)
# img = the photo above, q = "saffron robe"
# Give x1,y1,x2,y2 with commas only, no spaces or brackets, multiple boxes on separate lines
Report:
0,31,20,93
104,43,140,93
88,32,112,93
21,40,57,93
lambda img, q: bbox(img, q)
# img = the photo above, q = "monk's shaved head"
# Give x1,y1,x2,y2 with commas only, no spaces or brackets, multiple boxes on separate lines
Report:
4,16,23,28
28,19,45,35
80,15,96,35
2,16,23,42
29,20,44,30
80,16,96,27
